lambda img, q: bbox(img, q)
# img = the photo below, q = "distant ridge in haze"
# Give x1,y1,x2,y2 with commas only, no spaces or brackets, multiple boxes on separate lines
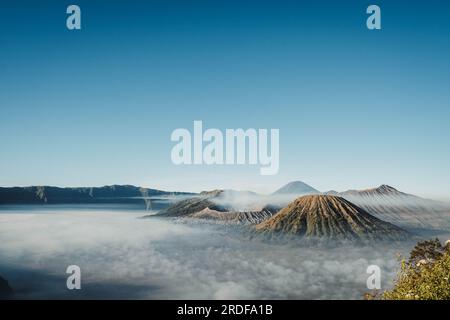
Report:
340,185,406,197
0,185,193,205
254,195,409,241
273,181,319,195
328,185,450,231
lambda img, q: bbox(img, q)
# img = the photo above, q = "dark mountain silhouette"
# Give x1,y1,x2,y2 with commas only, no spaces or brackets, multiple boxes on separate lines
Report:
0,275,13,299
273,181,319,195
0,185,193,205
254,195,409,241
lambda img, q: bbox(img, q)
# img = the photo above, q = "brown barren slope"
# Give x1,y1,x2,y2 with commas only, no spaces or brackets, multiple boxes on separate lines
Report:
255,195,409,241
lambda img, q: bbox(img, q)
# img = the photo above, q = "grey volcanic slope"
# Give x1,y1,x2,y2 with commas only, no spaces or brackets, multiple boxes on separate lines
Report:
254,195,409,241
154,190,280,224
187,204,281,225
0,185,192,205
154,191,231,217
336,185,450,231
273,181,319,195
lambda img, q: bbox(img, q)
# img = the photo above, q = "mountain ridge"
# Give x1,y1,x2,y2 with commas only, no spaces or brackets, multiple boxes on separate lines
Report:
325,185,450,230
0,185,194,205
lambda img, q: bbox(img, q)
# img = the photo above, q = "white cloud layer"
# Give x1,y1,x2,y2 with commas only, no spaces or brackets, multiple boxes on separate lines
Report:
0,208,417,299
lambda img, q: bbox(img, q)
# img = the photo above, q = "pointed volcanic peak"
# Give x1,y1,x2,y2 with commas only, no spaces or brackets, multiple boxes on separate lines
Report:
254,195,409,241
272,181,320,195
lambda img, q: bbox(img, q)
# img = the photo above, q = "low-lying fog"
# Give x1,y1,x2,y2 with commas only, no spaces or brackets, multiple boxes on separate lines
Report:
0,206,420,299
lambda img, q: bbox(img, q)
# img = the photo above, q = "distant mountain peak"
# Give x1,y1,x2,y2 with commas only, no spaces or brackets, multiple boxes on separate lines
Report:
334,184,450,231
340,184,404,197
376,184,398,192
360,184,403,196
323,190,339,195
273,181,319,195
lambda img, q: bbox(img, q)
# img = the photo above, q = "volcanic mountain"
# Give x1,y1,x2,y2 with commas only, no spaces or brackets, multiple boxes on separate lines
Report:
328,185,450,231
272,181,319,195
153,190,231,217
153,190,280,224
254,195,409,241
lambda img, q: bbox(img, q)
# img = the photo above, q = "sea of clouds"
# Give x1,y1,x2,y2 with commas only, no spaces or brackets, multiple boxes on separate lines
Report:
0,207,417,299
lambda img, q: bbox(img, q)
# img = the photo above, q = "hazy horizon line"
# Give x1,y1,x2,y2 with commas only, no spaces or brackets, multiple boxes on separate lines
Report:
2,182,450,203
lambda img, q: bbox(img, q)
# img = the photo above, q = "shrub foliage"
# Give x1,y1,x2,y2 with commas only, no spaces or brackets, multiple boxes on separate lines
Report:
383,238,450,300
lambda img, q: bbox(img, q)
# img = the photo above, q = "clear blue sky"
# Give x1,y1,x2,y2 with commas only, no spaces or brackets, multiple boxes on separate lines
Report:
1,0,450,199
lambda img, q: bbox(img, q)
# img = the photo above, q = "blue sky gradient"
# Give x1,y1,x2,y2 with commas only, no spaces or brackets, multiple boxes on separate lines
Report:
1,0,450,199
